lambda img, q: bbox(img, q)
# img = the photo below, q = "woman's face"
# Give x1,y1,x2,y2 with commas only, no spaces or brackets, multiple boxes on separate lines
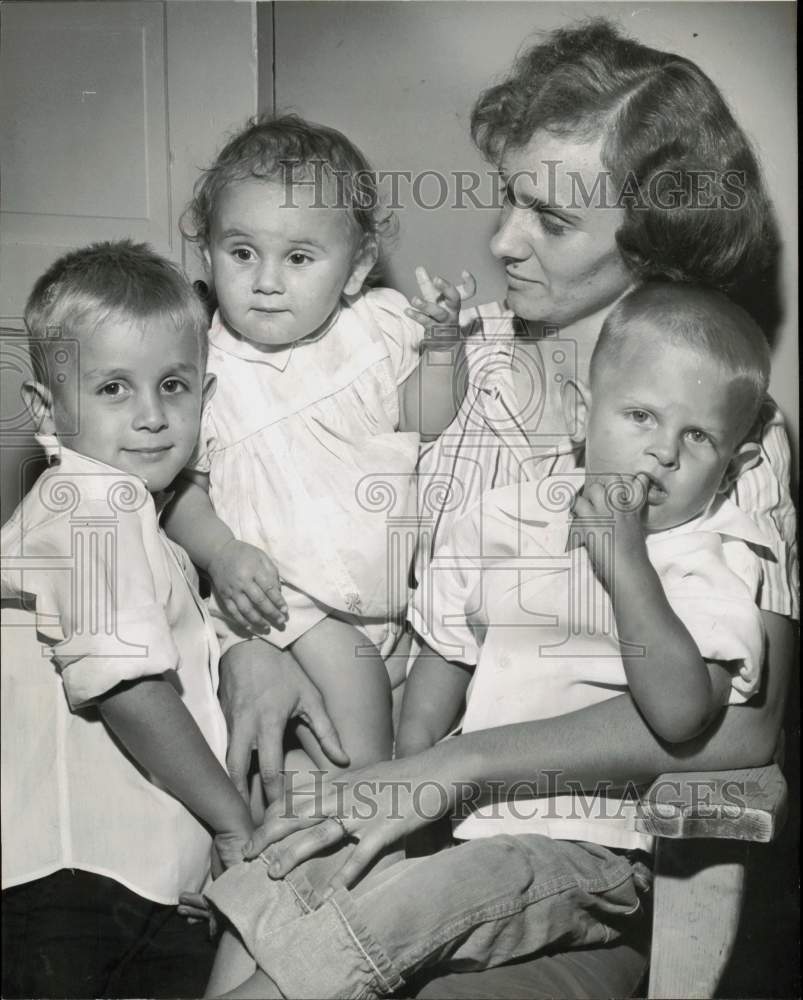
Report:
491,131,633,327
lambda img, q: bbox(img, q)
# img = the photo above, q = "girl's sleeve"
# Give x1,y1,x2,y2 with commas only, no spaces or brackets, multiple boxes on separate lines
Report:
365,287,426,386
408,506,482,666
30,504,180,709
186,398,220,476
731,399,799,619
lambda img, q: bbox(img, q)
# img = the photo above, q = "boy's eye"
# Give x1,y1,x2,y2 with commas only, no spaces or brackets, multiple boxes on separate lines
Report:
287,251,312,265
685,428,710,445
232,247,254,262
627,409,651,424
161,378,187,394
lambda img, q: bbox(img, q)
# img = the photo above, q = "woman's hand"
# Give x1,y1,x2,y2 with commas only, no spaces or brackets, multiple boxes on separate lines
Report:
405,265,476,334
243,749,463,893
208,538,288,632
220,641,349,804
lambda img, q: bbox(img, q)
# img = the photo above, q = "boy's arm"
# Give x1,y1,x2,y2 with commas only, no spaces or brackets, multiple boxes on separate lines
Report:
396,642,472,757
575,476,730,743
98,675,253,866
163,473,287,631
610,549,732,741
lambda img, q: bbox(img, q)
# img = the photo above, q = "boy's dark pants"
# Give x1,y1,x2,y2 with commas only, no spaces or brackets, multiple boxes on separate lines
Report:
2,869,216,998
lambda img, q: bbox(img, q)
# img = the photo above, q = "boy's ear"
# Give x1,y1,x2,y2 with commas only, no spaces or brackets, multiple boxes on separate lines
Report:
21,380,56,435
202,372,217,407
719,440,762,494
561,377,591,444
344,238,378,297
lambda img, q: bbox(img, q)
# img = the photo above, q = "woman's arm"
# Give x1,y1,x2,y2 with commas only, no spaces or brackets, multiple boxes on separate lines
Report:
247,610,793,890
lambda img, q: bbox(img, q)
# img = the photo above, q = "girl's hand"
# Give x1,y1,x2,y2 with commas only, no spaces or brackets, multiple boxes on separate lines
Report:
405,266,476,335
570,472,650,589
243,752,460,894
208,538,288,632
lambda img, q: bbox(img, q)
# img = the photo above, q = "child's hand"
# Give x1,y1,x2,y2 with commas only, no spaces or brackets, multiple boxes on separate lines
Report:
214,825,254,871
208,538,288,632
570,473,650,588
405,266,476,335
178,891,219,938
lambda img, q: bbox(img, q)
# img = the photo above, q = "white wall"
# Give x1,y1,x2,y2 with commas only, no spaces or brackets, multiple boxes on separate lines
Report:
268,0,798,460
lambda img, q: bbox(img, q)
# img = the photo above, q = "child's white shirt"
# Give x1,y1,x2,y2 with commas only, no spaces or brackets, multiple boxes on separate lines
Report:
192,287,424,651
1,441,227,903
410,478,770,850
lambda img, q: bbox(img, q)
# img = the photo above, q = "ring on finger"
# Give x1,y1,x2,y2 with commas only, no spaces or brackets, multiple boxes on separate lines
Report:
328,814,349,838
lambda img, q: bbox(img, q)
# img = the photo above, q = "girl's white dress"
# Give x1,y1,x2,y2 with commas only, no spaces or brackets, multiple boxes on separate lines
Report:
192,287,424,653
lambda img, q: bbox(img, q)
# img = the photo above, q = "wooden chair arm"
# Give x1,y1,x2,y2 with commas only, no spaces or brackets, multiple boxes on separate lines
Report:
635,762,787,842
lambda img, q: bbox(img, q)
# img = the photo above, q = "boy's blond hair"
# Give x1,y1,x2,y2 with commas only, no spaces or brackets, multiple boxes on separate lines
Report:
24,240,209,389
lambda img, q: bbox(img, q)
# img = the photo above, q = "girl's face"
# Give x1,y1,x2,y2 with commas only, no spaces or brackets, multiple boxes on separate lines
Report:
491,131,633,328
205,178,374,348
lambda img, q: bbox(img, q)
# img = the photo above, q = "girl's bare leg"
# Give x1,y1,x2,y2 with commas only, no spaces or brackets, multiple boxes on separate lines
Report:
291,616,393,772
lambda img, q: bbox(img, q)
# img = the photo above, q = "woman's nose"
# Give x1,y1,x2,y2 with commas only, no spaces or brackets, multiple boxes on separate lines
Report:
253,258,284,294
134,391,167,432
490,206,531,262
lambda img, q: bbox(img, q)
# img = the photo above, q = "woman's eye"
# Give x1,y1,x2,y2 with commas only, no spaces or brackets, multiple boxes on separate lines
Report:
287,251,311,265
232,247,254,262
539,213,568,237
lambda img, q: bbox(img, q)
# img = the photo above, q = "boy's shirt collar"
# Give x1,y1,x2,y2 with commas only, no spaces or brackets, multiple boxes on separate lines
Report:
35,435,175,516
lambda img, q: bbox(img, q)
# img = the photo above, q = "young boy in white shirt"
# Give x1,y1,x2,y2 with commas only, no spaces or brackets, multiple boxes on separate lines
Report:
1,241,253,998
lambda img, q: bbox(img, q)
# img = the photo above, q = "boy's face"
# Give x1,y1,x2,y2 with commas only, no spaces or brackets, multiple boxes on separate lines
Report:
576,338,750,532
31,317,212,493
205,178,374,348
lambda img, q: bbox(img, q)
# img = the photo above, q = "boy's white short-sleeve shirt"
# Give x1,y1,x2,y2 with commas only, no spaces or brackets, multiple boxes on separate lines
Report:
1,442,228,903
410,479,770,850
191,288,424,651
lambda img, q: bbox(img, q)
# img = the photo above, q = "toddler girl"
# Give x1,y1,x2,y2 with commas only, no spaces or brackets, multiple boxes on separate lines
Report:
165,115,464,780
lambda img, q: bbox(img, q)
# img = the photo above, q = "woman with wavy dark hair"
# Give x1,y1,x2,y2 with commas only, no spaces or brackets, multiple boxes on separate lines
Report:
203,21,796,999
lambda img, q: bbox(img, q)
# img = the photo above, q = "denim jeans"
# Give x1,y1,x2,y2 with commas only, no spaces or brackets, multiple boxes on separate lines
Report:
206,834,652,999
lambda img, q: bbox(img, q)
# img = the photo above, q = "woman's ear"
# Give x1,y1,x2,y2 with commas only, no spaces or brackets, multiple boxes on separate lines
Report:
21,380,56,435
561,377,591,444
718,440,762,494
344,238,379,297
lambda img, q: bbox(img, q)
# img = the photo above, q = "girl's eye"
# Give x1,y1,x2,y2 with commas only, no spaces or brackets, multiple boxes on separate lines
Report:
685,428,710,445
99,382,125,397
232,247,254,262
287,251,311,265
628,409,651,424
161,378,186,394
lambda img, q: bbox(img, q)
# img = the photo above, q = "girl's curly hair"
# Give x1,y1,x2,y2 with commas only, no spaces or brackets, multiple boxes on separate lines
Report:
181,113,396,285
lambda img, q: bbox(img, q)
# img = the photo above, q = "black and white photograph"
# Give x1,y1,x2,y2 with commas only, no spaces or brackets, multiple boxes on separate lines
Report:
0,2,798,998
